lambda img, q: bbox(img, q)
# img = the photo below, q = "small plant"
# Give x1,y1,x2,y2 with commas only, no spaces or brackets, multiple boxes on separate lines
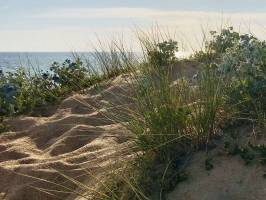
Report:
147,39,178,67
224,136,266,166
0,116,7,133
205,157,214,171
249,143,266,165
239,147,255,165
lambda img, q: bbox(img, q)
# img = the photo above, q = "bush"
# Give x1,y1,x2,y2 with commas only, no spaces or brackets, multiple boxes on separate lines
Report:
215,30,266,128
0,58,99,116
208,27,240,56
50,58,94,92
195,27,240,63
147,39,178,67
194,27,266,130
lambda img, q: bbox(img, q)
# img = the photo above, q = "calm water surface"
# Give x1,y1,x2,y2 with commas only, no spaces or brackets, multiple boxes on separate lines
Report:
0,52,90,72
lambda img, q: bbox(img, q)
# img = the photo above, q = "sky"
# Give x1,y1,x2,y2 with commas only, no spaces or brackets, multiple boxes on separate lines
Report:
1,0,266,52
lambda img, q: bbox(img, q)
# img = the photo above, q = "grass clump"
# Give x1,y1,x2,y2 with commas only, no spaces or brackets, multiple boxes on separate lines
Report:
126,38,228,158
99,35,231,199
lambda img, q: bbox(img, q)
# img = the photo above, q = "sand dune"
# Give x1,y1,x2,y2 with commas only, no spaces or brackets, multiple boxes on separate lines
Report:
1,63,264,200
0,74,133,200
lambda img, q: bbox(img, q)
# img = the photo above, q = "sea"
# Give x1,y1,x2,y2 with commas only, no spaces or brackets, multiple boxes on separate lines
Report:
0,51,190,73
0,52,90,72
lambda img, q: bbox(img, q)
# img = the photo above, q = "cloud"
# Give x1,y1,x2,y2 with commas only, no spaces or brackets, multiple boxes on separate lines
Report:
3,8,266,51
33,7,266,22
0,27,138,52
34,8,158,19
31,7,266,39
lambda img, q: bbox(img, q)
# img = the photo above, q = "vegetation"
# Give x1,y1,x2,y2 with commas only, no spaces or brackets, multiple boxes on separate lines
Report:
97,27,266,199
0,49,133,119
0,59,89,117
2,26,266,199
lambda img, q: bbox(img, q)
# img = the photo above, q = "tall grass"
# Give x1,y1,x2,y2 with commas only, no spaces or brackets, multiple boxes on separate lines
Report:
93,33,231,199
111,36,228,159
88,41,137,78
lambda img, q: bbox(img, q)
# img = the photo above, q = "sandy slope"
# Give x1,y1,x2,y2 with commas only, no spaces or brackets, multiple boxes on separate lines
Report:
0,74,133,200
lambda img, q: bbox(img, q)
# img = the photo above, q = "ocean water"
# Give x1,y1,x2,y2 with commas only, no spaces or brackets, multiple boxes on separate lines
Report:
0,52,89,72
0,51,190,73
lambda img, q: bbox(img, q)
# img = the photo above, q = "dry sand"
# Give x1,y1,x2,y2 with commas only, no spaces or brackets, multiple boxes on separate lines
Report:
0,74,133,200
168,152,266,200
168,126,266,200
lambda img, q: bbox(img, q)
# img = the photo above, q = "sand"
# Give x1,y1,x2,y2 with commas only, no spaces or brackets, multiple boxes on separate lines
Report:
0,74,133,200
168,126,266,200
168,152,266,200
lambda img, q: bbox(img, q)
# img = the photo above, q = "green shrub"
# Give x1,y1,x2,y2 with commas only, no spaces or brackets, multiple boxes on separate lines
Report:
217,31,266,130
194,27,240,62
50,58,93,92
194,27,266,130
208,27,240,56
0,58,101,117
147,39,178,67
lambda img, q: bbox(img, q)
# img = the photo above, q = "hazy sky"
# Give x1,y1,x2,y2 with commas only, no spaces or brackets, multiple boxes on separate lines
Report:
1,0,266,51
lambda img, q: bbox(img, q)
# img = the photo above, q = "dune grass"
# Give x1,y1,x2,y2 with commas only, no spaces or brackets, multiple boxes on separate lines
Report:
93,32,230,200
91,26,266,199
